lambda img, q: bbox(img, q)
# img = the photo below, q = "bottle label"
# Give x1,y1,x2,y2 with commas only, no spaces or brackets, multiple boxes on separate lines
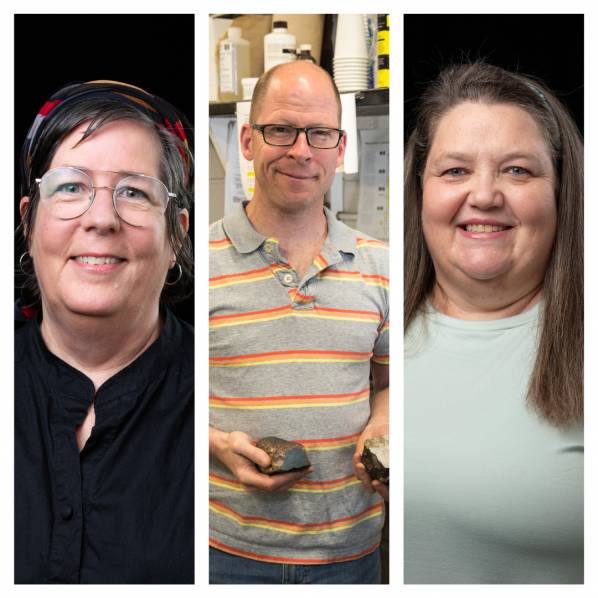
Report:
220,43,233,93
265,42,297,69
377,31,389,56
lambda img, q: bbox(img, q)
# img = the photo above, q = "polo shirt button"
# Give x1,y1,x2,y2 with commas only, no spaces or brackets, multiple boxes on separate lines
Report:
264,243,273,252
61,504,73,520
283,274,293,284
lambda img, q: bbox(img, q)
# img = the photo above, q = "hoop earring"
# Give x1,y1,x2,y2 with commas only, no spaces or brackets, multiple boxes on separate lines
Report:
165,263,182,286
19,252,35,277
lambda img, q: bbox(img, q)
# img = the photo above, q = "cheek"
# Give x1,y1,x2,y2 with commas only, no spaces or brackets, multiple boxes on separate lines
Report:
422,183,460,231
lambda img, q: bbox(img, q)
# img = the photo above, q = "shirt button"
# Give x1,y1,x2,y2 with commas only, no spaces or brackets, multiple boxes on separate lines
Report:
61,504,73,521
264,243,273,252
283,274,293,284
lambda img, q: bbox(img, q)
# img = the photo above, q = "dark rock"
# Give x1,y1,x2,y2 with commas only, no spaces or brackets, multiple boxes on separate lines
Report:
362,434,389,485
256,437,311,476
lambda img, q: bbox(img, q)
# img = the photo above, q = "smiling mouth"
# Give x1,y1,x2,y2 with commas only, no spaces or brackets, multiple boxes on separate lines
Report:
72,256,125,264
461,224,513,232
280,172,314,180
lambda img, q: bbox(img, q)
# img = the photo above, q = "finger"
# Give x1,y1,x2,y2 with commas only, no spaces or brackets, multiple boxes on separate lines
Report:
353,457,375,493
268,467,313,492
372,480,389,501
237,443,270,468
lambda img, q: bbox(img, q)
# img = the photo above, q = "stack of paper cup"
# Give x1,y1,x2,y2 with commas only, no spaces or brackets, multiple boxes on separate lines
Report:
333,14,369,92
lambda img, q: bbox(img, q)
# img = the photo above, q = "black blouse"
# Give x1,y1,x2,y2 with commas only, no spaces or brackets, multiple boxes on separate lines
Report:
15,309,194,584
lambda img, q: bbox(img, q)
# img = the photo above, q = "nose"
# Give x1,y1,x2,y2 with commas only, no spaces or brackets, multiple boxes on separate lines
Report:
467,171,505,210
79,186,121,233
287,130,312,163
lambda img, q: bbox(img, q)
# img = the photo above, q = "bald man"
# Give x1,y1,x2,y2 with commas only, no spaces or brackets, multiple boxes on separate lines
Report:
209,62,389,584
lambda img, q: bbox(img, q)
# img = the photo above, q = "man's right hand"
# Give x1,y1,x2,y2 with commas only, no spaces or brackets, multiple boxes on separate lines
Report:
210,428,314,493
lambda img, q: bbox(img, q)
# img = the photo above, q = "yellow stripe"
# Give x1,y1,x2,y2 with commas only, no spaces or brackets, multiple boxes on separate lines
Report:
210,243,234,250
209,504,379,534
209,273,274,289
210,480,244,491
210,311,379,329
210,397,369,409
306,441,358,451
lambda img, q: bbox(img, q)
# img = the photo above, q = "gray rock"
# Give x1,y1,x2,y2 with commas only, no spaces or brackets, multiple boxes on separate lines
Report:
362,434,389,485
256,437,311,476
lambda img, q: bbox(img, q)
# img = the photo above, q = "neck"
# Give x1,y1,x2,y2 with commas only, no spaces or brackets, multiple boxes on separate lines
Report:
245,194,328,275
39,301,163,391
431,278,544,320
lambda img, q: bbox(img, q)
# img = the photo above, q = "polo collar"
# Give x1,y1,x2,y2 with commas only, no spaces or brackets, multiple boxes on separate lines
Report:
223,200,357,256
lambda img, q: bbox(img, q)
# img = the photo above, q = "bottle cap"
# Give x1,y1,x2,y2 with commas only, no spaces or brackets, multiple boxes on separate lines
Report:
228,27,242,39
300,44,312,51
273,21,288,29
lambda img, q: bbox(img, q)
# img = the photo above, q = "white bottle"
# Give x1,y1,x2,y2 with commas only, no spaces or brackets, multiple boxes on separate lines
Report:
219,27,251,102
264,21,296,72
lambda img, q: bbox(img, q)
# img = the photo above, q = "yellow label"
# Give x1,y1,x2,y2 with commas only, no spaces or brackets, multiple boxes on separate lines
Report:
377,32,389,56
378,69,389,88
387,15,389,28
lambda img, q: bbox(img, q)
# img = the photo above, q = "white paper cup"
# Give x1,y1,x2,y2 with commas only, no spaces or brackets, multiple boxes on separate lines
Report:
334,14,368,60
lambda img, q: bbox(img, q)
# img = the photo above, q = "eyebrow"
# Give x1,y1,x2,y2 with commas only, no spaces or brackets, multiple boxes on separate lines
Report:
433,152,541,163
67,165,145,176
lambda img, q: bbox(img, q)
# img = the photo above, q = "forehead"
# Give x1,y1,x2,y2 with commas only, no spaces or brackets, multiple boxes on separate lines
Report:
49,119,161,177
257,71,339,127
429,103,550,158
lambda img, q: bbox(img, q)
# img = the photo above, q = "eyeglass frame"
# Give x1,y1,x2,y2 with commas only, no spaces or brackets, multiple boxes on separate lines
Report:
35,167,178,228
251,124,345,149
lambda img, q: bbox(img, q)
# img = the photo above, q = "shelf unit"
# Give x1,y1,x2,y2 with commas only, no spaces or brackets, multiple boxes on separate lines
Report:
209,87,389,117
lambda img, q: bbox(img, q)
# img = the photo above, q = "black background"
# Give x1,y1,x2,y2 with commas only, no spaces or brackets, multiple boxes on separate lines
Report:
404,14,584,142
14,14,195,326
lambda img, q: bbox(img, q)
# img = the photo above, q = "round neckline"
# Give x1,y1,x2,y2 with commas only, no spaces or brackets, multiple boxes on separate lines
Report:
426,300,542,331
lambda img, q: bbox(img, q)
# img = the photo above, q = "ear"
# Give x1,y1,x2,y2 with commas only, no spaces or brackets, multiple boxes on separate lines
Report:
335,132,347,169
20,196,30,221
20,196,30,238
171,209,190,267
240,123,254,161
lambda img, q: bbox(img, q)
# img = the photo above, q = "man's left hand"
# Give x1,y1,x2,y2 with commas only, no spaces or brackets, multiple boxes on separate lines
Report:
354,423,389,501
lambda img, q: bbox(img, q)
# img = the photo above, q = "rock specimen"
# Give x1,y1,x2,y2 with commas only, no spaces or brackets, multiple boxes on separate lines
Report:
362,434,389,485
256,437,311,476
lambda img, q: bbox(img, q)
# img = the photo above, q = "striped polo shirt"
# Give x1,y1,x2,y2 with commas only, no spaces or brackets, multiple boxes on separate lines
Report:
209,201,389,564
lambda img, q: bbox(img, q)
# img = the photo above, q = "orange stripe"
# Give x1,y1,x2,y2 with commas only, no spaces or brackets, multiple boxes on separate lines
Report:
210,349,372,361
211,389,368,402
210,472,358,488
209,267,272,283
209,538,381,564
210,500,381,530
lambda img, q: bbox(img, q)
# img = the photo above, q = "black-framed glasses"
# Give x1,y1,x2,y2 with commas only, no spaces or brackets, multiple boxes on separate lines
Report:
251,124,345,149
36,167,177,228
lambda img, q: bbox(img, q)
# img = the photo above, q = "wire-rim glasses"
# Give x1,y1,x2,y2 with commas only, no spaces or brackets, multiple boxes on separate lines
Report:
251,124,345,149
35,167,177,228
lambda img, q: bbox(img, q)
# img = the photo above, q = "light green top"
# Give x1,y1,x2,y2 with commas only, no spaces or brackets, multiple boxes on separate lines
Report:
404,303,583,584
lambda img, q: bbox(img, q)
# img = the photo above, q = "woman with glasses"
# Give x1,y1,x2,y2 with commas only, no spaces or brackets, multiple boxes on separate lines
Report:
404,61,583,584
15,81,194,584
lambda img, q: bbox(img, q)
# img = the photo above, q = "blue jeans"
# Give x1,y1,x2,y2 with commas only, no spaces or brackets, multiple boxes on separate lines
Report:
209,546,381,584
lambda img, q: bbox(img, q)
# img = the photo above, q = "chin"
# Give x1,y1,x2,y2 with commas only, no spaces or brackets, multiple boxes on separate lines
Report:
61,294,125,318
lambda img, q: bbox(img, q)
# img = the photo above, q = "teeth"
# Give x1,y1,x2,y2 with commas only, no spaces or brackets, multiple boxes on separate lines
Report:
74,256,123,264
465,224,507,232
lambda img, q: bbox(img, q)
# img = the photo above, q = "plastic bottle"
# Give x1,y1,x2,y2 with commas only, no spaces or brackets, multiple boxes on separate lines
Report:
377,15,389,88
264,21,297,72
296,44,317,65
219,27,251,101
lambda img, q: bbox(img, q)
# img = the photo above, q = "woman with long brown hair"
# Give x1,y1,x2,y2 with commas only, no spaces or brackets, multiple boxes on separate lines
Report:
404,61,583,584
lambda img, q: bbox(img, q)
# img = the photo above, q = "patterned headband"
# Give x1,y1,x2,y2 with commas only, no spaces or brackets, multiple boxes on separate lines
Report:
23,80,191,191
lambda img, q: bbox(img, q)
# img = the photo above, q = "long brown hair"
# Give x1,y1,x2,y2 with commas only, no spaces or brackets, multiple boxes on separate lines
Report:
404,61,583,427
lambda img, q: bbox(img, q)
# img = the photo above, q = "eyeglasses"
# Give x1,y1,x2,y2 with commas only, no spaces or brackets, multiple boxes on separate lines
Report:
36,167,177,227
251,124,345,149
